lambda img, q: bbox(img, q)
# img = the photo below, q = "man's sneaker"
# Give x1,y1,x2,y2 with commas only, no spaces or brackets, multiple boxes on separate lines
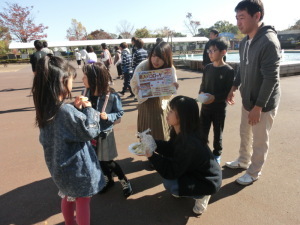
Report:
225,160,249,169
193,195,211,215
120,178,133,198
214,155,221,164
236,173,258,185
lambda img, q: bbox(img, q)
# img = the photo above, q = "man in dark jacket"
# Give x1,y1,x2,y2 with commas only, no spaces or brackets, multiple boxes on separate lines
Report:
225,0,281,186
30,40,47,75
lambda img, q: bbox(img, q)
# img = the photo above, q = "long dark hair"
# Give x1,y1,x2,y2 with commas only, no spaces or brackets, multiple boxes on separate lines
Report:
149,41,173,70
82,62,112,96
32,56,77,128
169,96,207,144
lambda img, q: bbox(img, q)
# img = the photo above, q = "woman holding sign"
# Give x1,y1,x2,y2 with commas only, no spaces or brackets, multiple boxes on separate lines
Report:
130,42,178,141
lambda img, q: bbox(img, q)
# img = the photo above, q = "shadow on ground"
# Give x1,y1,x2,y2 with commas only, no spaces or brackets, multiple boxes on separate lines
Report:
177,76,201,81
0,87,31,92
0,158,198,225
0,178,60,225
0,107,35,114
209,167,247,204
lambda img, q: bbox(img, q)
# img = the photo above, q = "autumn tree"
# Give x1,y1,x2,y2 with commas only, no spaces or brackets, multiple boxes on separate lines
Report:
117,20,134,38
0,2,48,43
87,29,112,40
66,19,87,41
184,13,201,36
154,27,174,37
134,27,152,38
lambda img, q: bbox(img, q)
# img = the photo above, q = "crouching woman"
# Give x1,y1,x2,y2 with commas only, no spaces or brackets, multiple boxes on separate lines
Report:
143,96,222,215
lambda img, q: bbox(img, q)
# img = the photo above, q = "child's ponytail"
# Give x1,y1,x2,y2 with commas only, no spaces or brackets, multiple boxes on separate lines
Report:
32,56,77,128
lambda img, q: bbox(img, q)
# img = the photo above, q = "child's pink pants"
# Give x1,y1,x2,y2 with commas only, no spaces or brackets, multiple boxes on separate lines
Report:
61,197,91,225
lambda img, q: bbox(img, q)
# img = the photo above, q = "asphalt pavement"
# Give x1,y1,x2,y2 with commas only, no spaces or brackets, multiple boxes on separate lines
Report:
0,62,299,225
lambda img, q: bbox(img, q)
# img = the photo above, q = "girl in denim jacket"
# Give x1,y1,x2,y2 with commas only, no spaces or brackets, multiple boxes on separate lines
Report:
82,62,133,198
32,56,105,225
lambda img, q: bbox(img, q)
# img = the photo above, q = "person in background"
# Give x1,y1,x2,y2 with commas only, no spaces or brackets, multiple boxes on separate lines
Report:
140,96,222,215
198,38,235,164
132,38,148,72
80,48,88,65
30,40,47,75
225,0,281,186
202,29,219,67
41,41,53,55
118,42,135,97
32,55,105,225
75,49,81,69
131,37,138,58
85,46,98,64
101,43,113,83
114,46,123,79
156,37,164,44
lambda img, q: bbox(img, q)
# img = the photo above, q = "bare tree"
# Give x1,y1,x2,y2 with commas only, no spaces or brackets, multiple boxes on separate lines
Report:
116,20,134,38
184,12,201,36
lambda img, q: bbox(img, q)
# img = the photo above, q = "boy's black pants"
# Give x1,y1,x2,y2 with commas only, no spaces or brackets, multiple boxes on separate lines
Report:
199,105,226,156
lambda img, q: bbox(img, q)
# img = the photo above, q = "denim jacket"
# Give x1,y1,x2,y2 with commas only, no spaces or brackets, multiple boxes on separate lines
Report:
39,103,105,198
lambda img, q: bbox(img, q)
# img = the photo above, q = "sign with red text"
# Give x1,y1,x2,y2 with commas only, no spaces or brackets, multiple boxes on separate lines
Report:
137,68,176,99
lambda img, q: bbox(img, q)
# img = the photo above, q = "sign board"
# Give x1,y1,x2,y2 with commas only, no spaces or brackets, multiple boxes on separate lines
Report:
137,68,176,99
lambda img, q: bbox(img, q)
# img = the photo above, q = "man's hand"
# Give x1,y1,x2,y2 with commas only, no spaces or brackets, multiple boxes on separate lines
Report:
248,106,262,126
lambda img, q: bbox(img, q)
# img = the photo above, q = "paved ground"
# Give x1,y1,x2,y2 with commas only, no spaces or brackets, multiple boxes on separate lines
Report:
0,62,299,225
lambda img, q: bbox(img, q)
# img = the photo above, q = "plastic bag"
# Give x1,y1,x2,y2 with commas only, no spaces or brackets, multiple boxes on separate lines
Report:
137,128,157,156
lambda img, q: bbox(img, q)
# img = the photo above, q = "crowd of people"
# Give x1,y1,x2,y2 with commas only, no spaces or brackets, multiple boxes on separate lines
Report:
30,0,281,224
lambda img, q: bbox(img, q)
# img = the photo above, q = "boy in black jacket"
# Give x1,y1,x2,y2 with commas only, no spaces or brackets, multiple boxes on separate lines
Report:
199,38,235,164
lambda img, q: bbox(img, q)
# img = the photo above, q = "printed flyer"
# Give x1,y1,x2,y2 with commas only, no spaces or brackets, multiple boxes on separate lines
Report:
137,68,176,99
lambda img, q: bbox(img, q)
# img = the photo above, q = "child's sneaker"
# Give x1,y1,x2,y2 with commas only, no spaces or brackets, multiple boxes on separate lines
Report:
193,195,211,215
120,178,133,198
